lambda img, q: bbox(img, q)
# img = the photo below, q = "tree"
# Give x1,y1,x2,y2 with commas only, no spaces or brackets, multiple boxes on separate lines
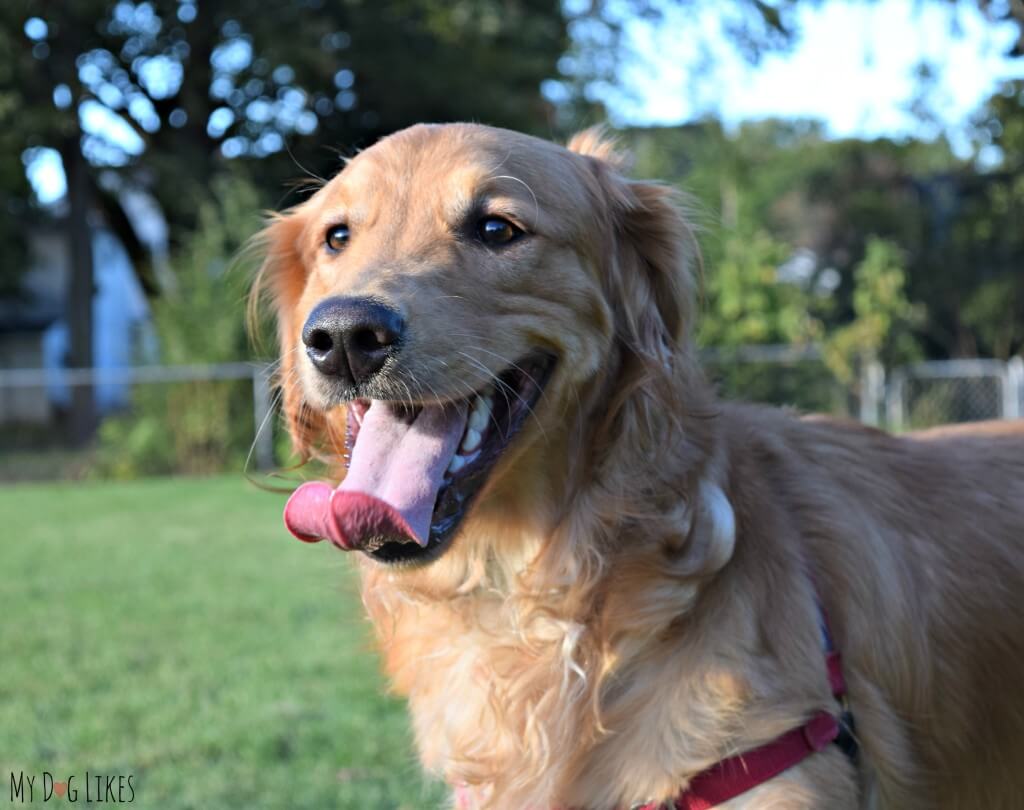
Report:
699,227,823,347
0,0,570,441
2,1,572,239
95,175,268,477
628,110,1024,368
824,237,923,383
956,78,1024,360
4,0,1023,439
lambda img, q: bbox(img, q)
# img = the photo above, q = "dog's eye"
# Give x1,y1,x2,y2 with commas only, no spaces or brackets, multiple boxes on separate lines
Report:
477,216,521,247
325,224,350,252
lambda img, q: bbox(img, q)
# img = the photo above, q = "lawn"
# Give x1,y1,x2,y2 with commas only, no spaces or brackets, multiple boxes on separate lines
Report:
0,476,445,809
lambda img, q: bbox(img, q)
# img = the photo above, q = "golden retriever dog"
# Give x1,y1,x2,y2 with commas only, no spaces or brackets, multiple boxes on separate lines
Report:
254,123,1024,809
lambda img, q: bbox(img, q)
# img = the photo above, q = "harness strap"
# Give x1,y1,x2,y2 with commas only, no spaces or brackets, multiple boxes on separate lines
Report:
636,599,857,810
818,599,859,762
632,711,838,810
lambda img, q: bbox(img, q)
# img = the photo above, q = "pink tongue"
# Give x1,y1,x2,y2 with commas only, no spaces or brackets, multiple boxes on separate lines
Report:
283,400,467,550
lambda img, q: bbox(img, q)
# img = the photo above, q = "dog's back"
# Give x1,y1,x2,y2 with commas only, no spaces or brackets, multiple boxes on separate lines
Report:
728,409,1024,808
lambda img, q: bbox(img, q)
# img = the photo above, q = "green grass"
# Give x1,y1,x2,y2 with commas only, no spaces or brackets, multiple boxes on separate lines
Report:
0,476,445,809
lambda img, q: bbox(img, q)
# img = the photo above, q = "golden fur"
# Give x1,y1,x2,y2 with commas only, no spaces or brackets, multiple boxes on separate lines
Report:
256,123,1024,809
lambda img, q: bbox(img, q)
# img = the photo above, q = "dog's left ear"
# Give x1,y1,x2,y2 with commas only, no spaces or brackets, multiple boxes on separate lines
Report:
616,180,698,357
568,129,703,456
249,207,329,461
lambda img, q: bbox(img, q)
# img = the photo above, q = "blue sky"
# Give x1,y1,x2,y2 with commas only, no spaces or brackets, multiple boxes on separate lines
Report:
27,0,1024,204
609,0,1024,152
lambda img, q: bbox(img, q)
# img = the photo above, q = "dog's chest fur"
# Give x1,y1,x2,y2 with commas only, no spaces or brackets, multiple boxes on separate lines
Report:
358,516,847,810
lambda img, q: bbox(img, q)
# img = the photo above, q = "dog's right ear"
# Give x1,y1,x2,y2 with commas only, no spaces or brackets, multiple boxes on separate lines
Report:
250,208,326,460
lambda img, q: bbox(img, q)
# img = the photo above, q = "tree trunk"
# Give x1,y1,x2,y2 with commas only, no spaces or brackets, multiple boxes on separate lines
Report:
63,139,96,445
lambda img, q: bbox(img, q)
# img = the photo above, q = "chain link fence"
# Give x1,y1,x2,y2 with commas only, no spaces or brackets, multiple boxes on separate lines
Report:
0,364,277,482
702,350,1024,432
884,358,1024,431
1,353,1021,481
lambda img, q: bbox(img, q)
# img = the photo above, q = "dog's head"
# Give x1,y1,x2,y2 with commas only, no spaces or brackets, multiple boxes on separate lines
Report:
257,123,707,568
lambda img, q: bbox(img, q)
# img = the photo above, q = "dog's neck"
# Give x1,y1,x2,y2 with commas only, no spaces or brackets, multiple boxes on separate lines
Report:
356,386,764,809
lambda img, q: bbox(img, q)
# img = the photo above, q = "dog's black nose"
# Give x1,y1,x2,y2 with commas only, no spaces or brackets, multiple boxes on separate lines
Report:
302,297,405,387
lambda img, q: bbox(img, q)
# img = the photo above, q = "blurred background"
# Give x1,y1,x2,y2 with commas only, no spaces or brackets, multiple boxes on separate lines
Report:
2,0,1024,477
0,1,1022,807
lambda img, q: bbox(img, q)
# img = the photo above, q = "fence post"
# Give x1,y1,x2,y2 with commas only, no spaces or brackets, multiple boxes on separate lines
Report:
251,364,275,471
885,371,906,432
1007,356,1024,420
859,360,884,427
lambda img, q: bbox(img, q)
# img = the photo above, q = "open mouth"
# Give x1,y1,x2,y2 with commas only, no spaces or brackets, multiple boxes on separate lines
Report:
283,350,556,565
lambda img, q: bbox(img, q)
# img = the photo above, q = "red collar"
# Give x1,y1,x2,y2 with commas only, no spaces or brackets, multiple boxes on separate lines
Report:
636,600,856,810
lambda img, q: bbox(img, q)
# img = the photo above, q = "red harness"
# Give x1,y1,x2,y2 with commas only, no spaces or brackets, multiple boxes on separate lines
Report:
635,602,857,810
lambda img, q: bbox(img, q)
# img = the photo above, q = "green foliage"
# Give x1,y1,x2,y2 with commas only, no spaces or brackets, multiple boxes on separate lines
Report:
696,228,841,411
699,228,823,347
824,237,924,383
703,355,845,413
95,177,269,478
628,91,1024,366
151,175,265,364
94,377,256,478
975,79,1024,163
0,22,34,295
961,276,1023,361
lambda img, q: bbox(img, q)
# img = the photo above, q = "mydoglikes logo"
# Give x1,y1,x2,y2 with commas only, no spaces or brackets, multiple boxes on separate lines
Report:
8,772,135,803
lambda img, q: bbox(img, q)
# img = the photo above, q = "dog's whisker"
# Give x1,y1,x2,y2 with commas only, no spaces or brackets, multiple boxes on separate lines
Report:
448,341,546,392
486,146,515,177
489,173,540,225
243,385,289,486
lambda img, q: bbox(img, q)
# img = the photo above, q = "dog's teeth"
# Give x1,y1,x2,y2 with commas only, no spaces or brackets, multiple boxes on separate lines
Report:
469,394,491,432
447,455,466,474
460,427,481,455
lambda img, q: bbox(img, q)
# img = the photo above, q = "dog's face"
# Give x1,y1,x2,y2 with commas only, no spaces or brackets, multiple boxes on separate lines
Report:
262,124,694,567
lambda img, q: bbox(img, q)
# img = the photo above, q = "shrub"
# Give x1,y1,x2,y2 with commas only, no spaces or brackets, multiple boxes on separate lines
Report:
95,176,275,478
